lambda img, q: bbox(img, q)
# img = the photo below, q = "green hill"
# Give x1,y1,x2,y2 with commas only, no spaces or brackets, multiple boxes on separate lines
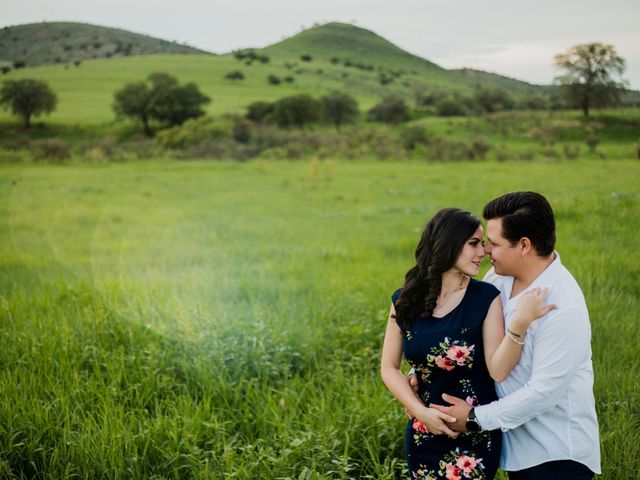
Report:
0,22,209,68
261,22,442,71
2,21,636,125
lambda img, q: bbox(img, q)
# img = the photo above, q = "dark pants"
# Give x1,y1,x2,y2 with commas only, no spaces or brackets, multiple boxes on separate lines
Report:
508,460,594,480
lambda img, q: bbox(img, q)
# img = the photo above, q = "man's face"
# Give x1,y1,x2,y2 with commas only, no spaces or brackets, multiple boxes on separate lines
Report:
485,218,521,276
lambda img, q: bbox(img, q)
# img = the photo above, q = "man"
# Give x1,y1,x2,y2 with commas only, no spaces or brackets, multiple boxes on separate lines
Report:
424,192,600,479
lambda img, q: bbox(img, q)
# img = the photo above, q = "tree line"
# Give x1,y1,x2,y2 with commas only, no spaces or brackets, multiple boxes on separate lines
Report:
0,43,630,131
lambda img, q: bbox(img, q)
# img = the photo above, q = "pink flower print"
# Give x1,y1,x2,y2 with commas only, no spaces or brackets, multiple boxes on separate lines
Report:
445,463,462,480
412,418,428,433
465,395,479,407
446,344,473,366
435,355,455,371
455,455,477,475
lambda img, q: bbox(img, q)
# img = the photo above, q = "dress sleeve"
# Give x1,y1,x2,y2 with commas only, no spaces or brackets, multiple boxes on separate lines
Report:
391,288,402,306
390,288,403,330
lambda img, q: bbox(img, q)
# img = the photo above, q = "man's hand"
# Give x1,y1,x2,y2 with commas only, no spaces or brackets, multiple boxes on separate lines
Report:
408,372,419,392
403,372,421,418
430,393,472,432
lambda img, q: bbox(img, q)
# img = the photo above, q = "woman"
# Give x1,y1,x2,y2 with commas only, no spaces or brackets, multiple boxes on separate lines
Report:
381,208,552,480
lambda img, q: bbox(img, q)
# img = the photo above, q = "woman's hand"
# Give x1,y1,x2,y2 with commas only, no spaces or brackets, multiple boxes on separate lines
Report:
413,406,460,438
511,287,557,334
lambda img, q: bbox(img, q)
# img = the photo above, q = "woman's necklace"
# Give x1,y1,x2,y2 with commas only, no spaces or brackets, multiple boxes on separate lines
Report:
434,274,468,314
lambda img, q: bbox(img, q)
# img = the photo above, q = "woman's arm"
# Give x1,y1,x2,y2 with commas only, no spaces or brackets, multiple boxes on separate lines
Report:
483,288,556,382
381,304,458,436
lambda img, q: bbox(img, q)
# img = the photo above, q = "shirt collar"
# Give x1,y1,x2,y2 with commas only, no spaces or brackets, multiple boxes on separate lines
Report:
505,251,561,306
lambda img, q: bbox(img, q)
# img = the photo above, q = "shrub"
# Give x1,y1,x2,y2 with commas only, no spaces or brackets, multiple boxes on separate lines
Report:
541,147,561,161
155,116,228,148
435,96,467,116
30,138,71,162
412,84,440,107
246,101,274,122
399,125,430,151
268,75,281,85
562,144,581,160
321,91,358,129
225,71,244,81
518,149,536,161
586,135,600,153
519,93,548,110
272,95,321,127
232,118,252,144
368,95,409,124
379,74,393,85
474,87,514,113
183,139,257,161
234,49,257,61
426,138,472,162
300,54,312,62
80,135,117,162
470,136,491,159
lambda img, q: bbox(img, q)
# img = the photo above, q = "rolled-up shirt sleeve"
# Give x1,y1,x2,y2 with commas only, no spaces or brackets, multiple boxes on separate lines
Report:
475,306,589,431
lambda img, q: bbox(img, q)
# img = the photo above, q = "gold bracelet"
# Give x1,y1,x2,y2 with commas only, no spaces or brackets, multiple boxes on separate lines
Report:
507,327,523,338
507,330,525,345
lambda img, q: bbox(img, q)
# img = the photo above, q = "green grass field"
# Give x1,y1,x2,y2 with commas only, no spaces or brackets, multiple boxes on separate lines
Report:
0,159,638,479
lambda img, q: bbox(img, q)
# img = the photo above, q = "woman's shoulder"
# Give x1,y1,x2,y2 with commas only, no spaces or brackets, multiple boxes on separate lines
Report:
469,278,500,300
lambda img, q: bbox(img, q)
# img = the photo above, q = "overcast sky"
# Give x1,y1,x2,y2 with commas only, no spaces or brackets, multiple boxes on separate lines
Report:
3,0,639,89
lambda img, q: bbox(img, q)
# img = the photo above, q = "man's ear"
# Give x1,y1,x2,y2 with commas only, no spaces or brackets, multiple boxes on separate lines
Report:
519,237,532,256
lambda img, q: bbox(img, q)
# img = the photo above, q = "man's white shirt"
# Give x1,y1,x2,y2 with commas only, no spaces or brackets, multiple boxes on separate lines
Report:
475,253,601,473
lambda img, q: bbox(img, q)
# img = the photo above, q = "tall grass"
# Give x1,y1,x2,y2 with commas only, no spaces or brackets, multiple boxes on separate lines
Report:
0,159,638,478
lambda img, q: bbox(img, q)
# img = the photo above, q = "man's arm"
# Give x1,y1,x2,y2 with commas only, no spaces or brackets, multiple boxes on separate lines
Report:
474,306,590,431
431,306,590,432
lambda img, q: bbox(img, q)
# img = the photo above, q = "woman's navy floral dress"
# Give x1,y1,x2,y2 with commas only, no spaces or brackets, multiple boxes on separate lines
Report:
392,279,502,480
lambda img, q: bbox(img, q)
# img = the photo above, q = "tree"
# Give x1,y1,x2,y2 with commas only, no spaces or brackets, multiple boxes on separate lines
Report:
368,95,409,123
272,94,321,127
554,43,627,116
0,79,57,127
113,81,154,136
151,82,210,127
113,72,210,136
321,91,358,129
225,71,245,81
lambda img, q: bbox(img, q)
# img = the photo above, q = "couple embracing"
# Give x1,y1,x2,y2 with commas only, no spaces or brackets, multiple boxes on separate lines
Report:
381,192,600,480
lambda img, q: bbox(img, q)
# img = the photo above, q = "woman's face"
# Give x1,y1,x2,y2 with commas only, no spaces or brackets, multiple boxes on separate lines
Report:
454,225,485,277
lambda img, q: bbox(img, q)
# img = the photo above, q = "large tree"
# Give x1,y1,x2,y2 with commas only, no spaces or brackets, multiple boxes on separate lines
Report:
0,79,57,127
554,43,627,116
113,72,210,136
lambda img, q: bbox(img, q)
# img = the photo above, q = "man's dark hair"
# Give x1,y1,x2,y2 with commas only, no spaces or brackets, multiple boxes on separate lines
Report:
483,191,556,256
